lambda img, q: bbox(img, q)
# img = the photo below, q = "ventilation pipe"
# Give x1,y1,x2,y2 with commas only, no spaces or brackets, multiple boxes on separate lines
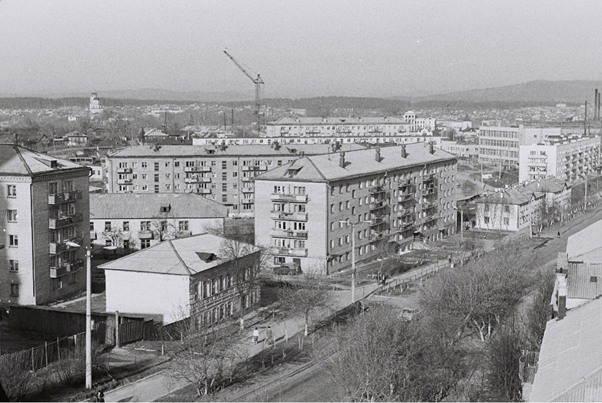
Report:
375,147,381,162
401,144,407,158
339,151,346,168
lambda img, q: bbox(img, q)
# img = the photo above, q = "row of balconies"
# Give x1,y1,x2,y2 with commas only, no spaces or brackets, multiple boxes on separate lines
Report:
184,176,212,183
116,167,133,174
50,260,84,278
48,190,82,205
269,211,308,221
117,178,133,185
49,213,83,229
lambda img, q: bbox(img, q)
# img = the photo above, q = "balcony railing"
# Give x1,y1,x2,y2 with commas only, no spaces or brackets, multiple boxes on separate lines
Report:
397,194,415,203
48,190,82,205
369,186,385,194
241,166,268,172
369,200,386,210
241,186,254,193
271,193,308,203
197,188,212,194
49,236,83,255
117,178,132,185
50,260,84,278
184,166,211,173
49,213,83,229
270,247,308,257
270,211,308,221
116,167,132,174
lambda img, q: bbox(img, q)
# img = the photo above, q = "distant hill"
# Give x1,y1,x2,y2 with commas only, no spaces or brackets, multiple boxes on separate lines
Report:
0,89,251,103
404,80,602,104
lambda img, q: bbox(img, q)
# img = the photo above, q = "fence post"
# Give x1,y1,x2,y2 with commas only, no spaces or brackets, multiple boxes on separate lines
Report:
57,337,60,361
31,347,35,372
45,342,48,367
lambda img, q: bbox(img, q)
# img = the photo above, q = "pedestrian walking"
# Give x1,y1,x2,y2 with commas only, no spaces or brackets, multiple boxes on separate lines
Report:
252,327,259,344
95,390,105,402
557,231,561,238
266,326,274,345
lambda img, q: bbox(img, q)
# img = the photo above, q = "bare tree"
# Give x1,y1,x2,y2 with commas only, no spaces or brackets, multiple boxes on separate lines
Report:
101,222,124,247
277,272,331,336
169,322,247,396
324,304,465,402
151,218,177,242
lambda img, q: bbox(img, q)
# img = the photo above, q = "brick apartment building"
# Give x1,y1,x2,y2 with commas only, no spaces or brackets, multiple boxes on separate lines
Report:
105,143,365,216
0,145,90,305
254,142,458,275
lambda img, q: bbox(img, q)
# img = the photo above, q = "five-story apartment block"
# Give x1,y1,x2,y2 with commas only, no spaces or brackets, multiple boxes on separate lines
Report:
105,143,365,216
254,143,458,275
0,145,90,305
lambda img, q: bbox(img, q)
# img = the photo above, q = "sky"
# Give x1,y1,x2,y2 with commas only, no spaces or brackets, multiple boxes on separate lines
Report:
1,0,602,99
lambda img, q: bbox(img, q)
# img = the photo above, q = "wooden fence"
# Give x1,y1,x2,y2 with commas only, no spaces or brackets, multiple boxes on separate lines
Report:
118,320,153,345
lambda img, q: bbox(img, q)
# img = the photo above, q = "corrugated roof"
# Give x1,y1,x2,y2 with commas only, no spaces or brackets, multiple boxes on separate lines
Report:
530,298,602,402
255,143,456,183
99,233,258,275
567,220,602,263
108,143,366,158
0,144,85,176
567,262,602,299
90,193,228,219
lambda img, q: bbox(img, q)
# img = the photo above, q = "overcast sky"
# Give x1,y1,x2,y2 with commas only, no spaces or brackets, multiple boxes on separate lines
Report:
1,0,602,98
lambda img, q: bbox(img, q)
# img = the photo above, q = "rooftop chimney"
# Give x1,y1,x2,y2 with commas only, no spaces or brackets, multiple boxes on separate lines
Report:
429,142,434,154
375,147,381,162
339,151,346,168
401,144,407,158
555,271,568,319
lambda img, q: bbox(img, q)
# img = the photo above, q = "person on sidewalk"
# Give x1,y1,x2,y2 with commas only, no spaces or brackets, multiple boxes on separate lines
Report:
266,326,274,345
252,327,259,344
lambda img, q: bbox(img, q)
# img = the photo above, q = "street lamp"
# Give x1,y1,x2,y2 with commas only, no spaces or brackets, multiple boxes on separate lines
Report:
339,220,356,303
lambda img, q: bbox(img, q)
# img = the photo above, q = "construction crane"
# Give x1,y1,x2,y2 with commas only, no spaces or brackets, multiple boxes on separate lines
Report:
223,50,264,130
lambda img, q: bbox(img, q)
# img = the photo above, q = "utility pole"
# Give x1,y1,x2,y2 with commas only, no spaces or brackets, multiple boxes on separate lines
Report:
85,247,92,389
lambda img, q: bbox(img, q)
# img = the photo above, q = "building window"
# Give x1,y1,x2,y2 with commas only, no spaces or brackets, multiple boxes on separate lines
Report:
154,185,159,193
140,221,151,230
154,174,159,182
503,217,509,225
504,205,510,213
123,240,130,249
9,260,18,272
123,221,130,231
154,162,160,171
10,284,19,297
222,183,228,192
222,195,228,203
484,204,489,212
104,221,111,231
7,185,16,197
9,235,18,247
6,210,17,222
222,161,227,169
179,221,189,231
484,217,490,224
141,239,151,249
142,162,148,168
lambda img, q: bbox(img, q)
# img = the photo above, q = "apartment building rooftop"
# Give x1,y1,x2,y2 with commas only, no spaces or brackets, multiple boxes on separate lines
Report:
478,188,535,205
107,143,366,158
270,117,407,125
99,233,258,276
566,219,602,262
522,178,568,193
0,144,84,176
256,142,456,183
90,193,229,220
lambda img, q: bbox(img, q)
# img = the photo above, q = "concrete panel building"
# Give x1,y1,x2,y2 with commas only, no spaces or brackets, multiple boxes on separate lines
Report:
254,142,458,275
0,145,90,306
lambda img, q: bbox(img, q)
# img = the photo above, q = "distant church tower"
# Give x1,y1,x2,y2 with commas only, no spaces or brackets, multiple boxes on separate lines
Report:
89,91,102,116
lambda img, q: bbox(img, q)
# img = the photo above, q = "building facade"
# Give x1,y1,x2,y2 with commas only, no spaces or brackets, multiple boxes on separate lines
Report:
475,188,544,232
0,145,90,306
265,116,436,138
89,91,102,115
100,234,261,325
518,137,601,183
193,135,443,148
105,143,365,216
90,193,228,251
254,143,458,275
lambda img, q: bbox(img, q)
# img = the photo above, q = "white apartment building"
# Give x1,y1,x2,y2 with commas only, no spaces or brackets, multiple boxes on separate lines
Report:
265,115,436,138
193,135,443,148
254,142,458,275
518,137,601,183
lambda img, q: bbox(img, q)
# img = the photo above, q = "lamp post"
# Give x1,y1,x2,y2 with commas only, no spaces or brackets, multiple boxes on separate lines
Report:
85,247,92,389
339,220,356,303
453,204,464,266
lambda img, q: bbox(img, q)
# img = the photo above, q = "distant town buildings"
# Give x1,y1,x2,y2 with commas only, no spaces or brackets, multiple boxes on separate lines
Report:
253,142,458,275
192,135,444,148
439,141,479,160
105,143,365,216
90,193,228,252
518,136,601,183
100,233,261,325
89,91,102,116
0,145,90,306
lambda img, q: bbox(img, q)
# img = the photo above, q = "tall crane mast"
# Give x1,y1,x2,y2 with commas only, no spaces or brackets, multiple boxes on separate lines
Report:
223,50,264,130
